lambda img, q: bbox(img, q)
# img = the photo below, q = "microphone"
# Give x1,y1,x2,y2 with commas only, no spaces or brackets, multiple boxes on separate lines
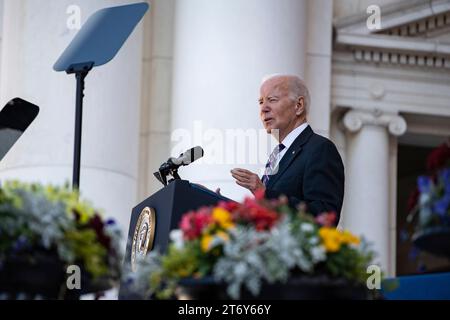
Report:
155,146,205,186
169,146,204,167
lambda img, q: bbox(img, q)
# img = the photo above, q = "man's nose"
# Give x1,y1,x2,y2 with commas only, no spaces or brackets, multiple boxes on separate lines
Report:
260,103,270,113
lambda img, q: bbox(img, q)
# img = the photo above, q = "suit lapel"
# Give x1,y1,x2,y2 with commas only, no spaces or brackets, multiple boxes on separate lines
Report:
266,125,314,189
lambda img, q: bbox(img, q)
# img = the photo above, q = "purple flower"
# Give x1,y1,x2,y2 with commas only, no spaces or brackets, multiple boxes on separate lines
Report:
408,247,420,261
417,176,432,194
418,263,427,273
11,236,29,253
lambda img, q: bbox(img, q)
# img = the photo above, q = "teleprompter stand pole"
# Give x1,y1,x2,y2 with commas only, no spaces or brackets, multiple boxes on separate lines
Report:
67,62,94,190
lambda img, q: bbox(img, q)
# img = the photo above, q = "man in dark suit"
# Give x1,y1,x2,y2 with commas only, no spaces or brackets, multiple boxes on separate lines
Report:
231,75,344,221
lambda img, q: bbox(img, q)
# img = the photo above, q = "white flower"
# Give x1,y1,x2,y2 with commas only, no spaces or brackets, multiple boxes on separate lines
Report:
234,263,247,277
311,246,326,263
300,223,314,233
169,229,184,249
308,236,319,245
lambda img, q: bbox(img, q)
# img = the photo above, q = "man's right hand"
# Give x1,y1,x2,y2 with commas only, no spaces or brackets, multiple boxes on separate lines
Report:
231,168,265,195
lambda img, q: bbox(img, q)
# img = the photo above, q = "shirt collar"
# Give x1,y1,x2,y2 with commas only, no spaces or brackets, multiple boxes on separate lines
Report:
281,123,309,150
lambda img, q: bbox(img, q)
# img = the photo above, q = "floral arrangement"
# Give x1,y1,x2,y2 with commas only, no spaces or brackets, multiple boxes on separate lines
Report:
0,181,122,299
407,139,450,231
125,190,375,300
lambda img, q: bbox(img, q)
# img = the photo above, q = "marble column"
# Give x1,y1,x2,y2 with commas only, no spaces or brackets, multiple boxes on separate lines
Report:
305,0,333,138
0,0,144,235
342,109,407,273
170,0,308,201
138,0,175,201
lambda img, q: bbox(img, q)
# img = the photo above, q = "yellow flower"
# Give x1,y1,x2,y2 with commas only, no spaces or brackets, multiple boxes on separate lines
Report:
319,227,335,239
341,230,360,245
201,234,213,252
319,227,342,253
319,227,361,252
324,239,341,252
212,207,235,229
178,269,190,277
78,210,90,224
216,231,230,242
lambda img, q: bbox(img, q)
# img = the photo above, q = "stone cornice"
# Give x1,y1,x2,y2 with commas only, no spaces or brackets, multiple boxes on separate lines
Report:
335,0,450,35
335,32,450,69
337,33,450,57
333,0,450,69
342,109,407,136
377,11,450,37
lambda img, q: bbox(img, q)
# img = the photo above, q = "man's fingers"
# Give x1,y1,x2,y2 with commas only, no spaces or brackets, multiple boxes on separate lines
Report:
231,169,249,177
232,169,262,192
235,180,250,189
231,174,249,183
231,169,257,181
233,168,254,176
236,179,260,191
231,171,251,181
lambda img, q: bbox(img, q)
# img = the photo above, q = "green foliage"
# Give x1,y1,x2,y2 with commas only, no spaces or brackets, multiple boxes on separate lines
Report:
65,229,108,278
325,242,374,284
161,243,201,279
0,181,122,281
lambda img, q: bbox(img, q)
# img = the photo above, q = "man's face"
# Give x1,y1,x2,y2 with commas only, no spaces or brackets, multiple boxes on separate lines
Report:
259,78,297,137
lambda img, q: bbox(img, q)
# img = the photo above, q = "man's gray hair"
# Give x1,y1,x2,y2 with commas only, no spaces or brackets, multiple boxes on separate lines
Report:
261,74,311,115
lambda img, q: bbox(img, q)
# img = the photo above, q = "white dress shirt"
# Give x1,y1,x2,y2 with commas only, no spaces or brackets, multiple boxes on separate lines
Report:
274,123,309,169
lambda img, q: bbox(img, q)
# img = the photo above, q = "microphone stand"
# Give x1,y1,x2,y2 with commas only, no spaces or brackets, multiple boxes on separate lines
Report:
153,147,204,187
154,160,182,187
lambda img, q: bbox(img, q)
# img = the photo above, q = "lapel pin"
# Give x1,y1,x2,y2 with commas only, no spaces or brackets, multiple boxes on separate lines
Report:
292,151,296,155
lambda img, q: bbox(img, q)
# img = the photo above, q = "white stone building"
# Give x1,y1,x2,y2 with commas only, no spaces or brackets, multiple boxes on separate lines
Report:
0,0,449,278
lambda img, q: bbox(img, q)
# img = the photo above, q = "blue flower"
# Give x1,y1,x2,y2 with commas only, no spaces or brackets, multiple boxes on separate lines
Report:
441,168,450,180
125,277,134,287
417,176,432,194
399,229,409,242
440,169,450,194
433,194,450,217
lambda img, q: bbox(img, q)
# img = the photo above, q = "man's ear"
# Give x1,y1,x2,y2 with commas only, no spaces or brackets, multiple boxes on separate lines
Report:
295,96,305,116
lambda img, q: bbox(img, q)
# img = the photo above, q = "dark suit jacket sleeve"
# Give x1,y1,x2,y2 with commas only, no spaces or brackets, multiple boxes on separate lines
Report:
302,141,344,217
265,141,344,219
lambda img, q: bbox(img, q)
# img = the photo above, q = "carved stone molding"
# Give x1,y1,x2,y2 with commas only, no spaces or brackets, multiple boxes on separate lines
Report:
377,11,450,38
334,4,450,69
342,109,407,136
352,48,450,69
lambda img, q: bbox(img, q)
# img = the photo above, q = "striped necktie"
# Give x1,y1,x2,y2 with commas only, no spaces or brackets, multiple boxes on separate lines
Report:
262,144,286,186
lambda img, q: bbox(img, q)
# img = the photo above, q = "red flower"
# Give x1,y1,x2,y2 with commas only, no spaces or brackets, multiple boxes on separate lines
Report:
88,214,111,250
254,188,266,201
426,141,450,172
315,212,337,227
179,207,213,240
218,200,240,212
232,197,280,231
